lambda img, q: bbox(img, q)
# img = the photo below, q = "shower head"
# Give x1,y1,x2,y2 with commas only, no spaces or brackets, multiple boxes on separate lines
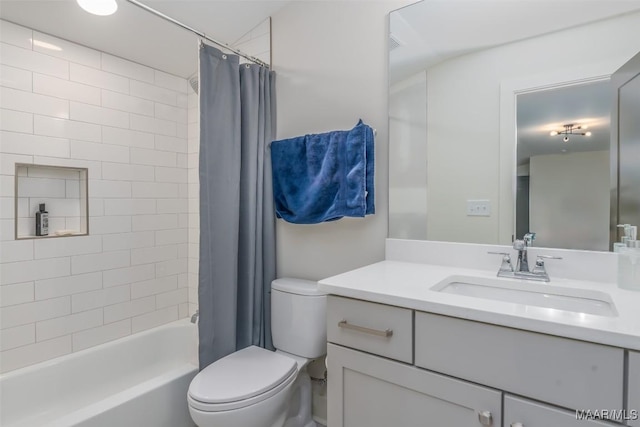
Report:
189,74,199,94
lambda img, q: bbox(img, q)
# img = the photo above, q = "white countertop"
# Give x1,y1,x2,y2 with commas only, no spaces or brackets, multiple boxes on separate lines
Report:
318,260,640,351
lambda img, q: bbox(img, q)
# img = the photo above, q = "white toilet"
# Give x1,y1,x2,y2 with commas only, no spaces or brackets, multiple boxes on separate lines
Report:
187,278,327,427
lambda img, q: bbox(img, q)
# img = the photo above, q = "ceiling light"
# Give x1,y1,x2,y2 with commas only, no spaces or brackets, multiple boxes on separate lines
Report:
550,123,591,142
76,0,118,16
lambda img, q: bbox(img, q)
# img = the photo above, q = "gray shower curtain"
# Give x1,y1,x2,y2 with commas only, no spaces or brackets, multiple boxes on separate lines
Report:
198,44,276,371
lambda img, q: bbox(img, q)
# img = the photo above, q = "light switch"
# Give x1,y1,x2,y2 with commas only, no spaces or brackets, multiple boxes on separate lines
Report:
467,200,491,216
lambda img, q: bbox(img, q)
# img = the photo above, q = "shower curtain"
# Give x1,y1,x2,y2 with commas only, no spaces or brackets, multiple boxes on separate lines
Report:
198,44,276,370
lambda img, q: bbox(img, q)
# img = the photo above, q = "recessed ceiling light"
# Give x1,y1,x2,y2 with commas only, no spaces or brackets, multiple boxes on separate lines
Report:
76,0,118,16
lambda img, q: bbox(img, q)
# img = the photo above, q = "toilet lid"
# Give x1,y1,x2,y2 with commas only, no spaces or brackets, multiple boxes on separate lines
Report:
189,346,297,404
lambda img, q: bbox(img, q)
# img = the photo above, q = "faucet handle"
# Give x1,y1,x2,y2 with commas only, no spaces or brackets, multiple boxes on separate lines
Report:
488,252,514,273
532,255,562,277
536,255,563,261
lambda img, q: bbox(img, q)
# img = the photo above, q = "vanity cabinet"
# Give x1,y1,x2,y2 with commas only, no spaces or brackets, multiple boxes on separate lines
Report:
327,343,502,427
504,395,618,427
327,296,634,427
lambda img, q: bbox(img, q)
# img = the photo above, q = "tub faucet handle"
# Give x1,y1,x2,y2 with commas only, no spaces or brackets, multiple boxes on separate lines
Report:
190,309,199,324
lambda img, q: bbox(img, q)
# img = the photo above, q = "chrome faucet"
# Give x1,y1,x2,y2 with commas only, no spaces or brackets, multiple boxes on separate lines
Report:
514,232,536,273
190,309,199,324
488,233,562,282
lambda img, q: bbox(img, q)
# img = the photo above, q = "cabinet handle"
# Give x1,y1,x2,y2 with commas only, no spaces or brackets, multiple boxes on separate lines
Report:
478,410,493,426
337,320,393,337
511,423,524,427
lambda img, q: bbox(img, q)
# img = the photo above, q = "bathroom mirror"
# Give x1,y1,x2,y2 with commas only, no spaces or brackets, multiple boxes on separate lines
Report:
388,0,640,250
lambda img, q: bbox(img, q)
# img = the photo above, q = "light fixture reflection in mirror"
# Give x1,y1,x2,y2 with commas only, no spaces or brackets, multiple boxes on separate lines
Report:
515,80,611,251
388,1,640,251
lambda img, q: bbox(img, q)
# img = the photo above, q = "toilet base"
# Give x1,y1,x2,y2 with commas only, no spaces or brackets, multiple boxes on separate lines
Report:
283,369,316,427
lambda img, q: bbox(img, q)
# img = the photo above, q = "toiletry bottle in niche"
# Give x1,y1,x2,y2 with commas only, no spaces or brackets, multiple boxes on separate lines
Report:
35,203,48,236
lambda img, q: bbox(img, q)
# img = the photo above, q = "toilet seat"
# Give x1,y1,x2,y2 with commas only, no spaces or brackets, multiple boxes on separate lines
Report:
188,346,298,412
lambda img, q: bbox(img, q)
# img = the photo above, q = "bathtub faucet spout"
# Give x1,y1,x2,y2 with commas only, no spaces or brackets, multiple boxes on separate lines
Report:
190,309,199,324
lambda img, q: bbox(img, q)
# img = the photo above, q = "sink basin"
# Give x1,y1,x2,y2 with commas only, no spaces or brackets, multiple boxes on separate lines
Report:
431,275,617,317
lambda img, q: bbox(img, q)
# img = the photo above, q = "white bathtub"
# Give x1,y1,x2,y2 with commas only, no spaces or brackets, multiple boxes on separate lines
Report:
0,319,198,427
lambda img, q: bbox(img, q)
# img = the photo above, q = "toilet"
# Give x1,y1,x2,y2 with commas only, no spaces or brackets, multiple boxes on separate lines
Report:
187,278,327,427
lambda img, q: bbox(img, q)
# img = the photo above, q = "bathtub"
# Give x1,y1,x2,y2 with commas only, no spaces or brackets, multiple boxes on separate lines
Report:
0,319,198,427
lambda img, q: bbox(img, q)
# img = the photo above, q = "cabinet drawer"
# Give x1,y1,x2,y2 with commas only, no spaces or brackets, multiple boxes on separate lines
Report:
415,312,624,411
327,296,412,363
630,351,640,427
505,395,620,426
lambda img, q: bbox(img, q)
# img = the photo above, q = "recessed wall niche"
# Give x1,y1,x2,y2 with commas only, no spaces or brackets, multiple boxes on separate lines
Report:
15,164,89,239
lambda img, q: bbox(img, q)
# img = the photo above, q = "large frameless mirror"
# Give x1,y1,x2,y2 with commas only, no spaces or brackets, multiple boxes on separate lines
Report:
388,0,640,251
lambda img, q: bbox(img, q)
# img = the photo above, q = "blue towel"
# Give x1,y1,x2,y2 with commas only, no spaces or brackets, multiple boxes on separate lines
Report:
270,120,375,224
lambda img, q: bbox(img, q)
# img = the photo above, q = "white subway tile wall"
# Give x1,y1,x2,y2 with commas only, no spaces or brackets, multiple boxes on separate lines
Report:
187,85,199,317
0,20,191,373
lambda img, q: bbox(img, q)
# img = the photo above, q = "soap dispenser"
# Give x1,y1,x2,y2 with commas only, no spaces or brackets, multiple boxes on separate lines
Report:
614,224,632,252
617,225,640,291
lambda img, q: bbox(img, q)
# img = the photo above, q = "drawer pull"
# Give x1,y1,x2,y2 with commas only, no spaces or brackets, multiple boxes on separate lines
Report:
510,423,524,427
338,320,393,337
478,410,493,426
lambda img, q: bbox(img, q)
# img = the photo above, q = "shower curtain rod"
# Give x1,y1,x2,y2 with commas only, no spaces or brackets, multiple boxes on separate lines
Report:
124,0,270,68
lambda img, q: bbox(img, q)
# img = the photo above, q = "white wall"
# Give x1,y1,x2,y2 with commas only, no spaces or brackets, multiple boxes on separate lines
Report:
530,151,610,251
425,11,640,244
0,20,190,373
271,1,411,281
234,18,271,66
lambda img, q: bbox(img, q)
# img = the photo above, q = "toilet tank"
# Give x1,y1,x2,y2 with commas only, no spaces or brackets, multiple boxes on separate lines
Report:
271,278,327,359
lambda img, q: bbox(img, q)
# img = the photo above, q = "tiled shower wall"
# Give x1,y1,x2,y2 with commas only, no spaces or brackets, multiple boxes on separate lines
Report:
0,20,191,373
187,83,198,315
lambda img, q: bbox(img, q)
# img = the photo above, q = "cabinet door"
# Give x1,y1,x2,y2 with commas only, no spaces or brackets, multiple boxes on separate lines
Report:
505,395,620,427
327,343,501,427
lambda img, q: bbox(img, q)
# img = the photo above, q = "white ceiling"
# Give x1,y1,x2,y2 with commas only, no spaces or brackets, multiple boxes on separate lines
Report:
390,0,640,83
0,0,289,78
516,80,611,166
